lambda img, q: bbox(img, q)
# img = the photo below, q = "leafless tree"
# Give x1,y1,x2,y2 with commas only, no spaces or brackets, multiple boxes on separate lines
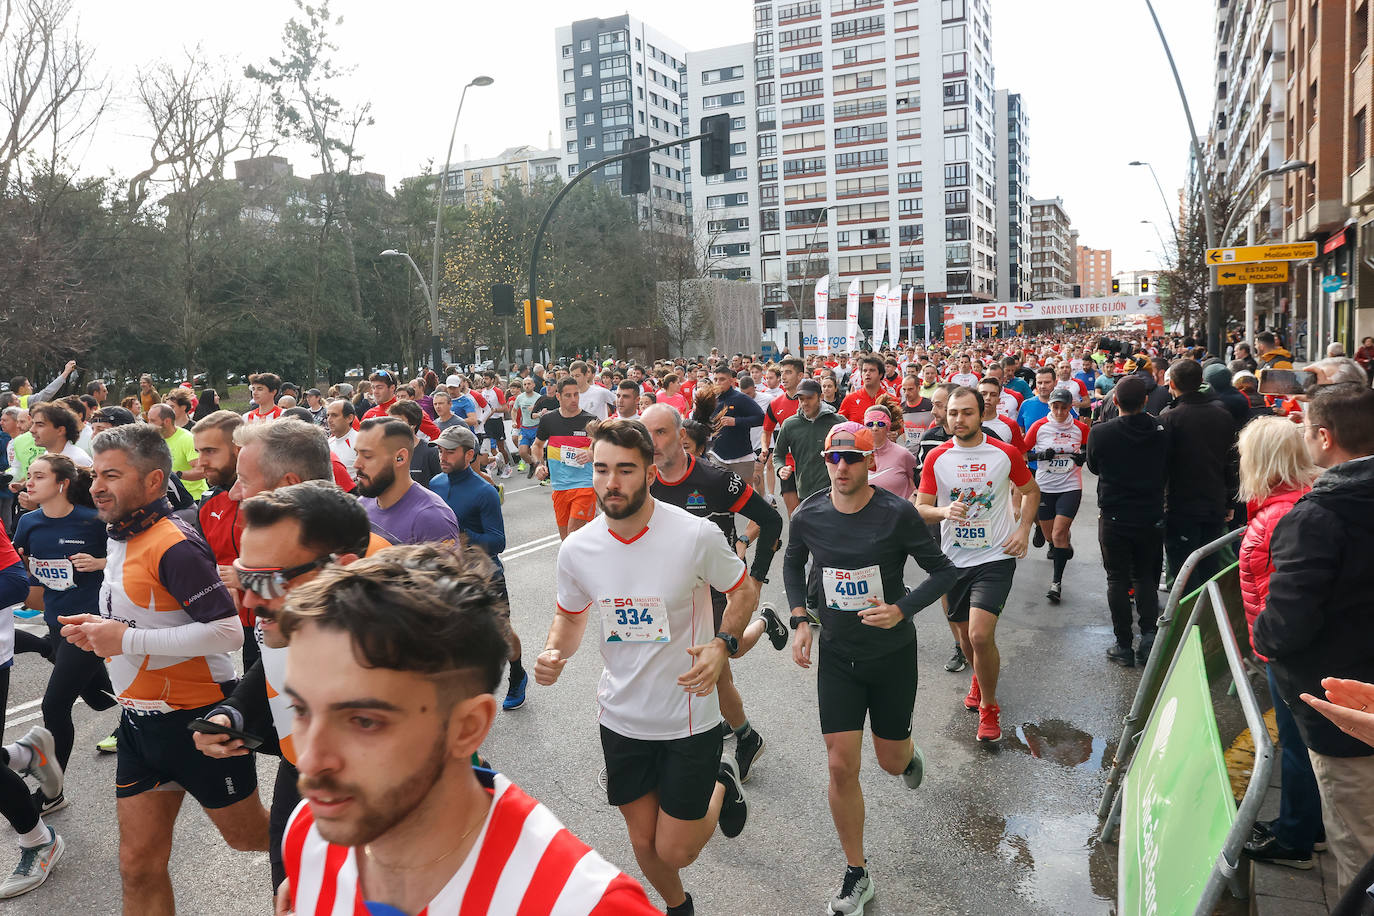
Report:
655,224,727,357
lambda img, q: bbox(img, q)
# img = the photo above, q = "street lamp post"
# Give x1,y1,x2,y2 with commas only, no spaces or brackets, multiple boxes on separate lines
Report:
380,250,436,369
428,75,494,372
1128,161,1180,245
1140,219,1170,259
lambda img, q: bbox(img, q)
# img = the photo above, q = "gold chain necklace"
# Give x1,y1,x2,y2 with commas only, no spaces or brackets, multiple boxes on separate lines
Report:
361,808,484,872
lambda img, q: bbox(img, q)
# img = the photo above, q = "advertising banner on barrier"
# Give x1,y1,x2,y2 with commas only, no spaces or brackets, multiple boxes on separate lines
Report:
813,275,830,356
947,295,1161,324
1119,629,1235,916
845,280,860,353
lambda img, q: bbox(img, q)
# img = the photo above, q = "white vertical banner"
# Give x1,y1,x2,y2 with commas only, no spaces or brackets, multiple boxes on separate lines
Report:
923,291,931,346
813,274,831,356
871,284,888,351
887,286,903,349
845,279,860,353
905,286,915,346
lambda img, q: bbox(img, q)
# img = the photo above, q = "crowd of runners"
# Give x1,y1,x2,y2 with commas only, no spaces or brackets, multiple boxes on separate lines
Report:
0,327,1370,915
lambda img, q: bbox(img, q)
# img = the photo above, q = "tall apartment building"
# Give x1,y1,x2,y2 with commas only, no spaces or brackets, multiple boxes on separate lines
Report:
1028,197,1073,299
994,90,1030,301
425,146,561,206
742,0,998,326
685,44,760,282
555,17,690,231
1076,245,1112,297
1280,0,1373,355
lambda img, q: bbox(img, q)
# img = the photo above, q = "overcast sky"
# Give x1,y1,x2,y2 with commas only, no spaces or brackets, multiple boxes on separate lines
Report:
72,0,1211,279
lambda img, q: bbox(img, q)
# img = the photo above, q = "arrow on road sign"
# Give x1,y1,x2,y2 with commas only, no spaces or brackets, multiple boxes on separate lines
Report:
1206,242,1318,265
1217,261,1290,285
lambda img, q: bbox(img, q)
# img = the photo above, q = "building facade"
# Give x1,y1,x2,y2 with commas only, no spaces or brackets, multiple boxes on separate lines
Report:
555,16,690,231
1028,197,1073,299
994,89,1030,301
426,146,561,206
1075,245,1113,297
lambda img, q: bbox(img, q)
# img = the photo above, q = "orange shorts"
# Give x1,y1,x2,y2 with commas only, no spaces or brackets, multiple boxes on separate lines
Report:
552,487,597,527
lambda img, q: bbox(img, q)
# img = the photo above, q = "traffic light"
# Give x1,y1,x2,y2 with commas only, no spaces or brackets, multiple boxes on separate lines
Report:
700,114,731,177
1139,277,1150,293
621,136,652,195
536,299,554,335
522,299,533,336
1111,279,1120,294
490,283,515,316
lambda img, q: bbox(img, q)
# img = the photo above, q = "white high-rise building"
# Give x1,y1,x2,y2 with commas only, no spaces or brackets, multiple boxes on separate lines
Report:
555,16,690,231
994,90,1030,301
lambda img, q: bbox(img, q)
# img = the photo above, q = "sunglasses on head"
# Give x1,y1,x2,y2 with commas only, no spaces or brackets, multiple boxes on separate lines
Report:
824,450,870,465
233,555,335,599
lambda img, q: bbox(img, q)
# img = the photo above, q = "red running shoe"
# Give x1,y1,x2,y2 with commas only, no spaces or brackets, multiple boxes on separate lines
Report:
964,676,981,711
977,704,1002,743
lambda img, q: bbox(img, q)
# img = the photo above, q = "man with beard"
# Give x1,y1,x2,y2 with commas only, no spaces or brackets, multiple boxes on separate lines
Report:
192,410,252,663
535,419,754,916
352,417,459,547
279,545,659,916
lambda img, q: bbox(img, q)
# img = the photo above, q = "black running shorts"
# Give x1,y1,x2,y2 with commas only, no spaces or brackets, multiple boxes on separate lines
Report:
115,706,259,808
944,558,1017,622
817,640,917,741
483,417,505,445
1037,488,1083,522
599,724,723,821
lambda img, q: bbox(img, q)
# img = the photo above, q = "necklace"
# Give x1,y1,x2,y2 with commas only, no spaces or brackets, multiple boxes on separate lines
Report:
361,807,484,872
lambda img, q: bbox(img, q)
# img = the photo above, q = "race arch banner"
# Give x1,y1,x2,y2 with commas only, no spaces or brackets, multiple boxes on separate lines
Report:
946,295,1161,323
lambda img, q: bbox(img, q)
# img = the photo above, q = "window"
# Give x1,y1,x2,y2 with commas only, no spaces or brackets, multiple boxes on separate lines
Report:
783,156,826,176
899,225,924,245
898,170,922,191
834,95,886,119
755,5,773,28
583,112,595,125
756,56,775,79
835,148,887,170
563,68,574,83
782,78,824,100
942,0,966,19
835,175,888,198
707,193,749,208
581,88,594,101
942,24,967,51
779,0,822,21
944,162,969,186
757,82,775,105
598,30,627,54
781,52,824,74
779,26,822,49
600,55,629,78
759,132,778,155
896,64,920,84
566,140,576,153
833,68,885,93
944,189,969,213
832,15,884,40
1355,107,1368,167
944,136,968,159
782,104,826,126
945,217,970,240
584,136,596,149
837,253,891,273
832,0,882,10
731,116,746,130
708,217,750,233
703,91,746,108
943,52,967,76
835,122,887,145
785,181,827,202
602,79,630,102
786,206,829,227
579,38,591,52
702,66,744,84
760,160,778,181
896,117,921,138
730,141,748,155
568,164,578,176
760,184,779,204
782,129,824,151
832,40,884,66
894,9,918,29
833,201,888,222
756,31,775,54
894,37,918,57
837,227,888,246
562,44,572,58
601,104,631,127
897,143,921,163
564,92,575,106
565,117,575,130
944,80,968,105
943,108,967,132
581,63,593,78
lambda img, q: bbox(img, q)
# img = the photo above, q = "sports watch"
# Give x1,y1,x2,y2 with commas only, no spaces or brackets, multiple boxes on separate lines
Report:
713,631,739,656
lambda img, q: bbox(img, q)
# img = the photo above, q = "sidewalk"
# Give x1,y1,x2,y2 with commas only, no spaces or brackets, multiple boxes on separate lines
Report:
1247,741,1340,915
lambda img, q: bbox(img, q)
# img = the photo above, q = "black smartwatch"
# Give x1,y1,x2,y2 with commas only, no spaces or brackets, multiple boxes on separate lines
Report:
789,614,811,630
713,631,739,656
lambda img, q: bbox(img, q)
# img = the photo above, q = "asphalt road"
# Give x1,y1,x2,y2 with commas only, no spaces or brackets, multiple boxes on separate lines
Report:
0,472,1137,915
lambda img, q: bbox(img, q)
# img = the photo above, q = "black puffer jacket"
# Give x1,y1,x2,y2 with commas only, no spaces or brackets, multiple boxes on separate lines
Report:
1160,392,1238,521
1253,456,1374,756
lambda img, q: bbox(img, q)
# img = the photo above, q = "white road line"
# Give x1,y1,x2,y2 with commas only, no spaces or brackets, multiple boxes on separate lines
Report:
500,533,562,562
3,710,42,730
4,699,41,717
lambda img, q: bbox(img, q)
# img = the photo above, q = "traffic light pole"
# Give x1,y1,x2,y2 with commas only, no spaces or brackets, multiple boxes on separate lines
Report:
527,131,713,360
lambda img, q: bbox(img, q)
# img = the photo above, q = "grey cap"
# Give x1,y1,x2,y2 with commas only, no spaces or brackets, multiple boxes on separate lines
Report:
1047,387,1074,404
436,425,477,451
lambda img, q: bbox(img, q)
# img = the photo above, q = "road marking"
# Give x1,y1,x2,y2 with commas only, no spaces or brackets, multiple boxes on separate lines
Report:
4,710,42,731
500,533,562,562
4,699,41,717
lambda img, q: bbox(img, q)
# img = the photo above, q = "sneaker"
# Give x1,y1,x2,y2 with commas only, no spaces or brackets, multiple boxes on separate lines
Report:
760,605,787,651
30,788,67,817
901,745,925,790
1315,828,1328,853
1107,644,1135,667
15,727,62,801
945,646,967,673
500,466,513,479
502,671,529,711
665,892,695,916
977,704,1002,743
716,757,748,838
0,827,63,899
827,865,874,916
496,483,505,504
1032,527,1046,549
538,477,550,487
95,732,117,754
1046,582,1061,604
1136,632,1156,667
964,676,981,711
525,462,535,480
1243,833,1314,870
734,729,765,782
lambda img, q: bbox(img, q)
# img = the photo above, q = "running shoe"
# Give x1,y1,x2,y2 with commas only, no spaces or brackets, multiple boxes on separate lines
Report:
1046,582,1062,604
665,892,694,916
945,645,967,673
0,827,63,899
827,865,874,915
500,465,513,479
1106,644,1135,667
502,671,529,711
496,483,505,504
716,757,748,838
31,789,66,817
735,729,765,782
1032,527,1046,548
977,704,1002,743
901,745,925,790
964,676,981,711
760,605,787,651
525,462,535,479
95,732,117,754
15,727,62,802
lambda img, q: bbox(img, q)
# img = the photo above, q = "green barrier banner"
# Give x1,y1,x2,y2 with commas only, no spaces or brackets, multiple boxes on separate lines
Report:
1119,629,1236,915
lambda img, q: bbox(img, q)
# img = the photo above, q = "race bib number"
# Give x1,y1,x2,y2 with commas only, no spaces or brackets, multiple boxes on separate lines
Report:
29,557,75,592
560,446,586,466
598,596,670,643
822,565,883,611
951,524,991,550
1046,456,1074,474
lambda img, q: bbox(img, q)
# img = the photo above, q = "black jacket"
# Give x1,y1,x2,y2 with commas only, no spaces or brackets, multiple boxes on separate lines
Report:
1085,411,1169,522
1210,386,1251,427
1096,370,1172,421
1253,455,1374,756
1161,392,1237,521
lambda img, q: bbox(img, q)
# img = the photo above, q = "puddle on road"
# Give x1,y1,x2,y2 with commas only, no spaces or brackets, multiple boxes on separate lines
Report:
1000,718,1115,771
964,809,1116,910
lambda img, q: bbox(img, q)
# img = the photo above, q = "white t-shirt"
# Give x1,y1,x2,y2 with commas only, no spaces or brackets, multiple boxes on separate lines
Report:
918,435,1033,568
578,385,616,419
555,500,747,741
328,432,358,481
1023,416,1090,494
749,387,774,450
949,371,981,388
55,441,92,468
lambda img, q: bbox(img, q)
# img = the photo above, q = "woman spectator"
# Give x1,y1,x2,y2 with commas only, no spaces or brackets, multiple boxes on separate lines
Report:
656,373,690,415
192,388,221,423
1240,416,1324,869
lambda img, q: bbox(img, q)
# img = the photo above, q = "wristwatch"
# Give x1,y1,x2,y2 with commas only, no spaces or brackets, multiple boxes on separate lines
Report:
713,631,740,656
737,534,752,547
789,614,811,629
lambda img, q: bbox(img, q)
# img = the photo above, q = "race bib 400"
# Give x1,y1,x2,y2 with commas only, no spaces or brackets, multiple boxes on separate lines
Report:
822,565,883,611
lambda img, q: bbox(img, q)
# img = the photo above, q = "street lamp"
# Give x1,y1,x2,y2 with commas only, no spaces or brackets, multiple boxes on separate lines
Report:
1140,219,1169,260
1128,161,1180,244
428,75,494,372
1219,158,1310,342
380,250,436,366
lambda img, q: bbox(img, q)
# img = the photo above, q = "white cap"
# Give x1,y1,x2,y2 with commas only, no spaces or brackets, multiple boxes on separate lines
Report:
444,374,463,387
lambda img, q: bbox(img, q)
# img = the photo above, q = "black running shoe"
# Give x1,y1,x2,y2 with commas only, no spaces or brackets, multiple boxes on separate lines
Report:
716,757,748,838
1046,582,1061,604
760,605,787,651
1033,527,1046,548
735,729,765,782
944,646,967,673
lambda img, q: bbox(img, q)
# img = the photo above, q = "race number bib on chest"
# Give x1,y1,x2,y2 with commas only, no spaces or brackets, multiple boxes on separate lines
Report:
951,523,991,550
560,446,586,466
29,557,75,591
822,565,883,611
598,596,670,643
1046,455,1074,473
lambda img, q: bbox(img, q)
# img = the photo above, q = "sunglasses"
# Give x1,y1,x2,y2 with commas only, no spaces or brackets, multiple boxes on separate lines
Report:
864,420,889,429
824,451,870,465
233,555,334,599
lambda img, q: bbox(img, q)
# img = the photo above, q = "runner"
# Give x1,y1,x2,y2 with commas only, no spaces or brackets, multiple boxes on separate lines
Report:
535,419,754,916
1023,387,1090,603
976,378,1026,452
28,402,91,467
146,404,207,502
512,376,543,476
352,417,460,547
642,404,786,781
430,425,529,712
614,379,643,420
478,370,514,477
916,386,1039,744
571,359,616,419
532,377,598,539
772,378,843,504
762,355,805,514
323,398,358,479
863,404,917,500
839,356,888,422
947,353,981,389
707,367,764,486
60,423,269,915
783,421,956,916
243,373,284,423
898,375,935,454
386,400,442,489
0,719,64,897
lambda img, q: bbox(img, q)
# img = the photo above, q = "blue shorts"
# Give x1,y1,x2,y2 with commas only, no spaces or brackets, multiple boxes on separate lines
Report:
518,427,539,446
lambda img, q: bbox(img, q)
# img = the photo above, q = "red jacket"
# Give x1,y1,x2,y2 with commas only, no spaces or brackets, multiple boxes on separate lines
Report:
1241,484,1310,662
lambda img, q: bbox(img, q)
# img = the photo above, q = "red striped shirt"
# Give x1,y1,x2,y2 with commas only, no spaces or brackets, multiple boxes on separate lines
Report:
283,769,658,916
